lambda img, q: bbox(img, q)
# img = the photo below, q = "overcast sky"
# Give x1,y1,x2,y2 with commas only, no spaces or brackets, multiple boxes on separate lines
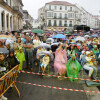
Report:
22,0,100,19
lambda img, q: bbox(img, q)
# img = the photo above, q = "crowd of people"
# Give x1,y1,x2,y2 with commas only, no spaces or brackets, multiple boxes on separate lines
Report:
0,31,100,100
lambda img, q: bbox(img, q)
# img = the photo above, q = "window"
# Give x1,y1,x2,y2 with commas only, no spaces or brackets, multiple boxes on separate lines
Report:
47,12,53,17
65,6,67,10
48,20,51,26
60,6,62,10
64,21,67,26
10,16,12,30
69,21,72,27
70,7,72,11
59,13,62,18
68,13,74,18
1,12,5,30
54,13,57,18
54,6,57,10
6,15,9,28
59,20,62,26
49,5,51,10
10,0,12,6
54,20,57,26
65,14,67,19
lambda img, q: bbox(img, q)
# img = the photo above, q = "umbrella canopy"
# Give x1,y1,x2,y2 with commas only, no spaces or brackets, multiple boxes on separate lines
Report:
51,43,59,46
91,34,98,38
75,36,85,42
0,35,12,40
84,35,90,38
0,46,9,54
37,43,51,49
37,51,53,60
52,34,66,39
46,38,54,43
32,29,44,34
66,32,70,34
51,35,56,38
73,34,79,36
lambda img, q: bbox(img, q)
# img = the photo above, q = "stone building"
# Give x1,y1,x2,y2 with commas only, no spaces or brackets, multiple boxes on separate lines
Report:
0,0,23,32
38,1,100,30
23,10,33,29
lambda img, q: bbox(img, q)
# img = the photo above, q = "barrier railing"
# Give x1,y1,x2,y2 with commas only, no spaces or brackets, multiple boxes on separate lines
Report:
0,65,20,97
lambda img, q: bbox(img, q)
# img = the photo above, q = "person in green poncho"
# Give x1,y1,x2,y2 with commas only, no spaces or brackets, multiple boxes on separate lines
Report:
16,47,25,70
92,45,99,54
66,55,81,82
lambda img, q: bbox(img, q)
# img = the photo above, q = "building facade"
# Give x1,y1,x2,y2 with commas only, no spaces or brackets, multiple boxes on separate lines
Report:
23,10,33,29
39,1,100,30
0,0,23,32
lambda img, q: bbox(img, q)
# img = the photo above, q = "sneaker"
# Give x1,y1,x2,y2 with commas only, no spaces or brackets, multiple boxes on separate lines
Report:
2,95,7,100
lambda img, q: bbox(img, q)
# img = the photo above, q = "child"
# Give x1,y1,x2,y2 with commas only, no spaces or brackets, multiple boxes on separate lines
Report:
41,54,50,73
7,49,20,70
16,47,25,71
0,52,8,100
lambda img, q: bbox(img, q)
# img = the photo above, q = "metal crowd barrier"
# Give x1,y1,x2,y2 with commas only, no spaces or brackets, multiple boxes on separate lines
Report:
0,65,20,97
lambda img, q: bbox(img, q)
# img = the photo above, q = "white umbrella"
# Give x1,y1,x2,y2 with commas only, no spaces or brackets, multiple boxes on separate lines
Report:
37,51,54,60
46,38,54,43
75,37,85,42
51,43,59,46
0,46,9,54
37,43,51,49
84,35,90,38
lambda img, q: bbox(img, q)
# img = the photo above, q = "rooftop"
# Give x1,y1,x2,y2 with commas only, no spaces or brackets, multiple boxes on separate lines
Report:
46,1,75,6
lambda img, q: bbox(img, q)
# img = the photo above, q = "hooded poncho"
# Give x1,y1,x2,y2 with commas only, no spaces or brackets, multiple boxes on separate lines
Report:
16,47,25,70
66,55,81,82
7,49,20,70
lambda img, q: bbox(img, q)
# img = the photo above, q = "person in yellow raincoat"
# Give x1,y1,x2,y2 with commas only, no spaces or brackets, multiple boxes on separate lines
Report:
16,47,25,70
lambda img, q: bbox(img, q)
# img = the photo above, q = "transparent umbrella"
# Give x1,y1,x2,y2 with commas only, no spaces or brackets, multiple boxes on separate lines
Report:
37,51,54,60
37,43,51,49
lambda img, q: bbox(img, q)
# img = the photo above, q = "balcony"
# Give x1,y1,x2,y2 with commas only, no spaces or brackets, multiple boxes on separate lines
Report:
53,17,68,19
13,6,23,15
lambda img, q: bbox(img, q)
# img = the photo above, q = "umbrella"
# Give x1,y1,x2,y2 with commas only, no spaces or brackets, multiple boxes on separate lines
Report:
91,34,98,38
53,34,66,39
46,38,54,43
51,43,59,46
37,51,54,60
84,35,90,38
66,32,70,34
0,46,9,54
0,35,10,40
32,29,44,34
51,35,56,38
75,36,85,42
37,43,51,49
73,34,79,36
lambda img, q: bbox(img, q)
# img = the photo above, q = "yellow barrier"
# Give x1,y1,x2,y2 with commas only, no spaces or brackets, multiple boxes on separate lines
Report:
0,65,20,97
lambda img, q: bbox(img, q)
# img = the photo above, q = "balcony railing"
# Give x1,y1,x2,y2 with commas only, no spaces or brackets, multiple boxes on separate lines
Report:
53,17,68,19
13,6,23,15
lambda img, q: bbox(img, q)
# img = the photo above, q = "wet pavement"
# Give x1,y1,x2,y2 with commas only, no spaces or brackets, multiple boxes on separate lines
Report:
4,64,100,100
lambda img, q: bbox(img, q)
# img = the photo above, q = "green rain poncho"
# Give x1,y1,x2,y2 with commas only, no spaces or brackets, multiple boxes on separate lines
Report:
16,47,25,70
66,55,81,82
